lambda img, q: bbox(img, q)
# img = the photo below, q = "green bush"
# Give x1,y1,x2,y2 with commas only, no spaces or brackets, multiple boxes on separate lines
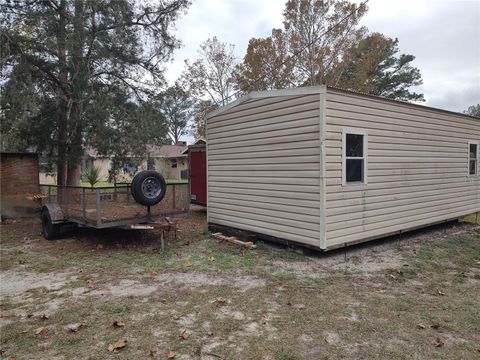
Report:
83,166,101,188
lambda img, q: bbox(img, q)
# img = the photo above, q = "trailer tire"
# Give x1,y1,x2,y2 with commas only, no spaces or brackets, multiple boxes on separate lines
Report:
41,208,60,240
131,170,167,206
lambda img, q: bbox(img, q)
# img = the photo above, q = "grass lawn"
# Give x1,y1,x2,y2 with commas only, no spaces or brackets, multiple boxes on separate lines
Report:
1,211,479,359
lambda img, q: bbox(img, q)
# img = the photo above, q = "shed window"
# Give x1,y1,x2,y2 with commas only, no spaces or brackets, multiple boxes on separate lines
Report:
343,130,367,185
171,159,178,168
469,143,478,176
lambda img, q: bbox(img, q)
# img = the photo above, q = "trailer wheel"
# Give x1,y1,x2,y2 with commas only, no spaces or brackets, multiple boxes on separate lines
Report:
131,170,167,206
41,208,60,240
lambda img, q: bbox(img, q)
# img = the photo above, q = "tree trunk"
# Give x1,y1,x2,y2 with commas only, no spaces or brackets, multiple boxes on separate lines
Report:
65,0,87,187
67,162,82,186
55,0,69,186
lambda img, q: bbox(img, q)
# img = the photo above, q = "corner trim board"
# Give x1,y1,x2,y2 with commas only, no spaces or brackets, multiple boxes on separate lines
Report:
319,91,327,250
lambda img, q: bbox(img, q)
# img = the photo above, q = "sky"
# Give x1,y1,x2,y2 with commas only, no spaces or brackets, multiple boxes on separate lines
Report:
165,0,480,142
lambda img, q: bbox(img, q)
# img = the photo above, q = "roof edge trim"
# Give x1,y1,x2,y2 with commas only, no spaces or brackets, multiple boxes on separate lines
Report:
206,85,327,119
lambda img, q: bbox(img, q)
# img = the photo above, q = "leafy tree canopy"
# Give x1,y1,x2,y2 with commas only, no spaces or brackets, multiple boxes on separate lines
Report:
235,0,424,102
1,0,190,184
464,104,480,117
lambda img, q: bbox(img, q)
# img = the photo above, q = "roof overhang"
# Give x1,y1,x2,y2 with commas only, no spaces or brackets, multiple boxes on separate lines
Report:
206,84,479,121
207,85,327,119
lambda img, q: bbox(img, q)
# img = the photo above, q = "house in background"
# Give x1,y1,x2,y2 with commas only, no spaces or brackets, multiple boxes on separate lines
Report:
147,142,188,180
39,142,189,185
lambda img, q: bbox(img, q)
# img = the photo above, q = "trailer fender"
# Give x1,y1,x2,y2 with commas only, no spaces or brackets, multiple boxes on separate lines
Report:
42,204,65,222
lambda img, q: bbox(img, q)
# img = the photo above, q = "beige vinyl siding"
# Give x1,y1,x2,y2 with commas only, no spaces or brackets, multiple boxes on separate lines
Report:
324,89,480,248
207,94,321,247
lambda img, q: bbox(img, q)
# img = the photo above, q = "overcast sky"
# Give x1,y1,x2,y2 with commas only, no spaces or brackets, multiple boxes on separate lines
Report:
165,0,480,141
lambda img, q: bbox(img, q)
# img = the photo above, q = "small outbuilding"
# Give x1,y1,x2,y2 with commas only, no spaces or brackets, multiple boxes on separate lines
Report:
206,86,480,251
183,138,207,206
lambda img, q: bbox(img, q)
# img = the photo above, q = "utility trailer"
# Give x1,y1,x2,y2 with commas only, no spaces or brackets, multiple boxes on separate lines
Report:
39,171,189,240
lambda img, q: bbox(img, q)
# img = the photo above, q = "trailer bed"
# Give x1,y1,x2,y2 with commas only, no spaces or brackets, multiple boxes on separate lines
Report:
40,183,189,228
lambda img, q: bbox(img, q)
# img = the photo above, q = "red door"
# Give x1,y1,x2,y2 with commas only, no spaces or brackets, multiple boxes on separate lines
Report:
189,151,207,205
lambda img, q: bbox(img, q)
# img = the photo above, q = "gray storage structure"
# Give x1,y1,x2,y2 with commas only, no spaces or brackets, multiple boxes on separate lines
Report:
206,86,480,250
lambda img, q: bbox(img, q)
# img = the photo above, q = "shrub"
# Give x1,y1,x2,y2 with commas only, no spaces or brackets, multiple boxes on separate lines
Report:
83,166,101,188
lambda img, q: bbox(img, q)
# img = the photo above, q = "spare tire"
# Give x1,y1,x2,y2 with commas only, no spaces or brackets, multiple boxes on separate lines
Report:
131,170,167,206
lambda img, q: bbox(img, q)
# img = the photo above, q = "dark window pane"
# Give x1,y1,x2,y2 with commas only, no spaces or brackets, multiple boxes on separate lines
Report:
346,159,363,183
346,134,363,157
470,144,477,159
470,160,477,175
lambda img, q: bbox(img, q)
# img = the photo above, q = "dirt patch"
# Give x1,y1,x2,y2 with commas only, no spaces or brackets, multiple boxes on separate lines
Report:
271,222,479,277
0,270,75,298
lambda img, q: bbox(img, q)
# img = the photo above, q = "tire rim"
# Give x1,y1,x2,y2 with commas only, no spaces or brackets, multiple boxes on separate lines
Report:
141,176,163,199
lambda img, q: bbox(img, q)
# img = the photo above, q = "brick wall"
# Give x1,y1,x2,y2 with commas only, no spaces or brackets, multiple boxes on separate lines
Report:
1,153,40,218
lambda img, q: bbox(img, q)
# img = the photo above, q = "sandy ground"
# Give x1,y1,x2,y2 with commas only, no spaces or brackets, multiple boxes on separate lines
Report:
1,209,479,359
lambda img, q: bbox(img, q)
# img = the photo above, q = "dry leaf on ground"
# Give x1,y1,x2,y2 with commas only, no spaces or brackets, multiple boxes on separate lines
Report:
436,289,446,296
166,350,176,359
113,320,125,328
34,326,46,335
207,331,213,337
179,329,190,340
416,323,426,329
215,296,226,304
40,314,49,320
208,256,215,262
287,300,293,306
182,261,192,267
107,338,127,352
66,320,86,333
433,337,444,347
0,311,16,318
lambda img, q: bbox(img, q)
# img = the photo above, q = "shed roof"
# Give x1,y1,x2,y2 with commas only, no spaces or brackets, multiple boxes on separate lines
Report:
207,85,479,121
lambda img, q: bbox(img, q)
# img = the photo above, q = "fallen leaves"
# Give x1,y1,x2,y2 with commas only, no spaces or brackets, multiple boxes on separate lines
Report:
166,350,177,359
215,296,226,304
0,311,16,318
416,323,426,329
436,289,446,296
34,326,47,335
108,338,127,352
179,329,190,340
433,337,444,347
40,314,49,320
66,320,86,333
286,300,293,306
207,330,213,337
182,261,193,267
112,320,125,328
208,256,215,262
149,270,158,277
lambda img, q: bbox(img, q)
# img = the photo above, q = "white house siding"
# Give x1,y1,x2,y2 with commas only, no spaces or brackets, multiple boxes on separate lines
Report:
207,94,322,247
324,89,480,248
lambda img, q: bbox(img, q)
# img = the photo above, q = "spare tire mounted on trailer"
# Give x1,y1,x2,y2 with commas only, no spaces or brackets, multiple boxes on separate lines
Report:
131,170,167,206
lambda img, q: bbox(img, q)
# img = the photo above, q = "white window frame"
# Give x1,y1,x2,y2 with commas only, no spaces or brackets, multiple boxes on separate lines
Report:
342,128,368,186
467,140,480,177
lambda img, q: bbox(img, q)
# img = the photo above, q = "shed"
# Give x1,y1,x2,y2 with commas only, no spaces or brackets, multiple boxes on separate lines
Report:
1,152,40,218
182,139,207,206
206,86,480,251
